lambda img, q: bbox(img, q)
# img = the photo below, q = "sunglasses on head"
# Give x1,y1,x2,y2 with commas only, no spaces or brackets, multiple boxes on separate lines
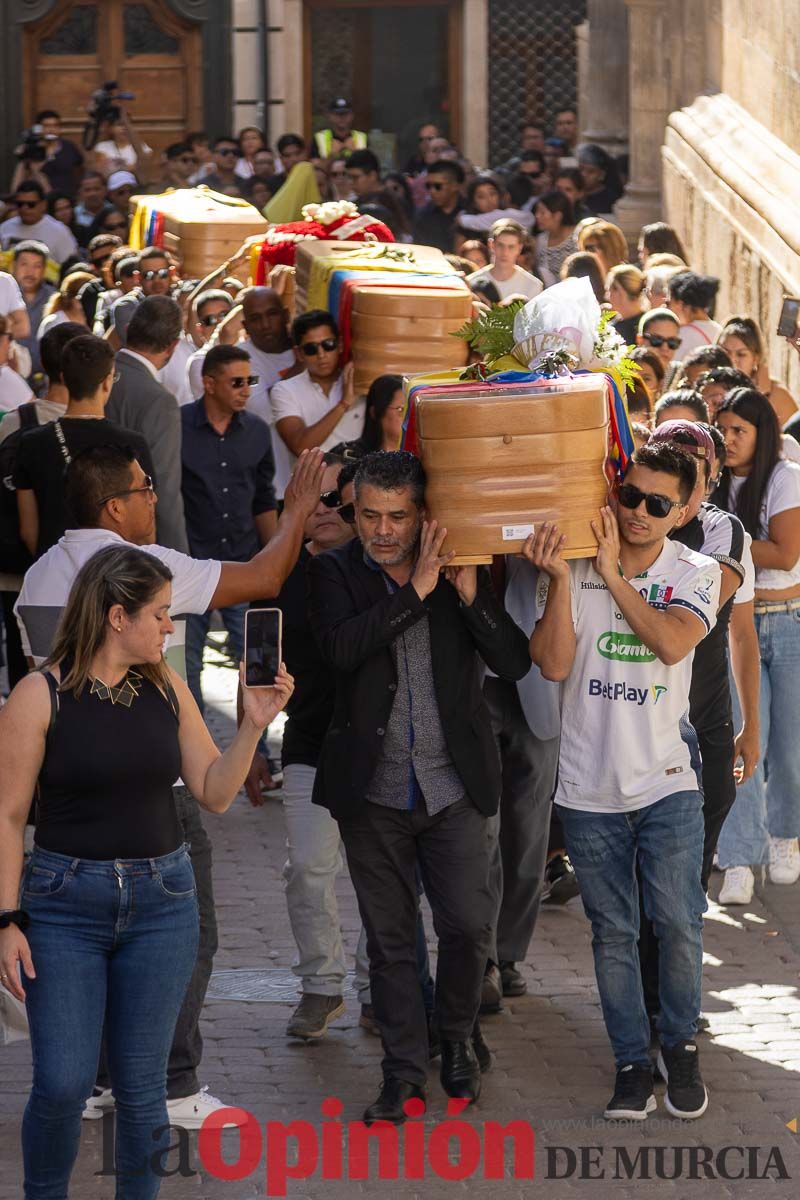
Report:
617,483,683,519
229,375,259,388
142,267,170,281
17,199,41,209
301,337,337,356
643,332,681,350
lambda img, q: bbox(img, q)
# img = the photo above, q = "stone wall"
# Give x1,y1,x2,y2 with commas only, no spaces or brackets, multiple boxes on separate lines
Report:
661,2,800,395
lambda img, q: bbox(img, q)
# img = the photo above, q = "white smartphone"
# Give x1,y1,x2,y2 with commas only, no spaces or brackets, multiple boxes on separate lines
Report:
243,607,282,689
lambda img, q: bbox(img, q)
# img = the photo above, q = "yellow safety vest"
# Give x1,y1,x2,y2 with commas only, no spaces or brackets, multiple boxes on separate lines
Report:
314,128,368,158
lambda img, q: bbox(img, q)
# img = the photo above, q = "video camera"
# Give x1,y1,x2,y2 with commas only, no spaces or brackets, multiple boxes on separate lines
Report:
14,126,55,164
83,81,136,150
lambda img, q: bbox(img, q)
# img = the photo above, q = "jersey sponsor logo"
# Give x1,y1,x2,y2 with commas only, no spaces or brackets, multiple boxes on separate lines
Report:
588,678,669,706
581,580,607,589
694,575,715,604
596,630,657,663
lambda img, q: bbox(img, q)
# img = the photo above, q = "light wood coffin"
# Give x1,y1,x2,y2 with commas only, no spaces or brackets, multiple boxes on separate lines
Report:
415,374,610,563
132,190,268,278
350,285,471,393
293,239,456,313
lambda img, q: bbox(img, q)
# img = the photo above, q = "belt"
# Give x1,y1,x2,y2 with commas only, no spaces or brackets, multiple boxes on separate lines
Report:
754,596,800,614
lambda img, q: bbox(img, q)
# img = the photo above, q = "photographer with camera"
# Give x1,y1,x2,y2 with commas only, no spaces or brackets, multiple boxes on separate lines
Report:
86,84,152,181
0,182,78,265
9,111,84,199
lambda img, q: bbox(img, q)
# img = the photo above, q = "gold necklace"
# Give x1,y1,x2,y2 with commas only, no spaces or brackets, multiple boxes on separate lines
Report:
89,669,143,708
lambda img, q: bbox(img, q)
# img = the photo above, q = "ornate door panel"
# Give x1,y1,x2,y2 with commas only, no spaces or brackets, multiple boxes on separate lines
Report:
22,0,203,155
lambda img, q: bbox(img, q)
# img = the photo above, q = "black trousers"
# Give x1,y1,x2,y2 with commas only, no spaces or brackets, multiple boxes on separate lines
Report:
639,722,735,1016
340,796,493,1088
97,787,218,1099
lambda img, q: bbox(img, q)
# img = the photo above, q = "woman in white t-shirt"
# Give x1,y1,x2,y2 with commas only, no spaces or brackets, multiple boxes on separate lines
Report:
666,271,722,362
716,316,799,428
713,387,800,897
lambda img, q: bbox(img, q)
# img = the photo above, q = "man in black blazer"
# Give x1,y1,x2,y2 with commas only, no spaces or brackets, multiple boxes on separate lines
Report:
307,451,531,1123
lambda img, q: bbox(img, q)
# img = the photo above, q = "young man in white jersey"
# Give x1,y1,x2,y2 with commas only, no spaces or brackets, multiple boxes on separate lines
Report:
525,441,721,1122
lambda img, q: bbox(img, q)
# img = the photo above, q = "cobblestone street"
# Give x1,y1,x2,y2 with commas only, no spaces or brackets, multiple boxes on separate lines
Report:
2,662,800,1199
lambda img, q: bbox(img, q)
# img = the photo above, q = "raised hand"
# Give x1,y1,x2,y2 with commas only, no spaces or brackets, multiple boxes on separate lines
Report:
520,522,569,580
411,520,454,600
590,506,621,583
444,564,477,606
240,662,295,730
282,448,326,519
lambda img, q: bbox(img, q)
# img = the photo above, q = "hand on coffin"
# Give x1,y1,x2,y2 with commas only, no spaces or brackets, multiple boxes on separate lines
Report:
411,520,454,601
444,564,477,606
520,523,569,581
590,506,622,584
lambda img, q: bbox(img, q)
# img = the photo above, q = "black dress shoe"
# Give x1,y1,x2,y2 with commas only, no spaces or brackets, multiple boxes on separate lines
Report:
480,962,503,1014
471,1020,492,1073
499,961,527,996
440,1039,481,1102
363,1077,426,1125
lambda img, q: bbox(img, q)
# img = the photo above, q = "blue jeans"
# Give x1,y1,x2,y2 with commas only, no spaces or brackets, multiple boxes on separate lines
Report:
718,607,800,868
185,604,246,713
22,845,199,1200
558,790,706,1068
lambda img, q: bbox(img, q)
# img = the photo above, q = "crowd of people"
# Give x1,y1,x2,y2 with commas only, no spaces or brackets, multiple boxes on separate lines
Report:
1,99,800,1199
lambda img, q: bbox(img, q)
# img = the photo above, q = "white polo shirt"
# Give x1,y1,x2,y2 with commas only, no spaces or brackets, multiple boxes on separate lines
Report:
15,527,221,676
549,542,721,814
270,368,366,485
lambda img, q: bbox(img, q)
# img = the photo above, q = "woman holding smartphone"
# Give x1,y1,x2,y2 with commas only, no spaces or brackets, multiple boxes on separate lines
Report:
0,545,293,1200
713,389,800,904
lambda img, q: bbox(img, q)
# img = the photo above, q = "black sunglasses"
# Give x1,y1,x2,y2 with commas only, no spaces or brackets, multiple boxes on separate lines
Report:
643,332,681,350
618,483,683,519
199,312,226,327
301,337,337,356
99,474,154,508
320,490,355,523
229,375,259,388
142,267,170,281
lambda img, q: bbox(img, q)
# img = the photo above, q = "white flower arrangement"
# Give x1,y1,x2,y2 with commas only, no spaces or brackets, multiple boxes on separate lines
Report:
300,200,359,225
264,228,318,246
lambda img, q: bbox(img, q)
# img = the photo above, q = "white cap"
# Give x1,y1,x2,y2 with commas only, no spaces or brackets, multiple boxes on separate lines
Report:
107,170,137,192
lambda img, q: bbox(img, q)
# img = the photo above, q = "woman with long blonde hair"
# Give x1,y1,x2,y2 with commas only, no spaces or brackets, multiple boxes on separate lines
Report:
0,544,293,1199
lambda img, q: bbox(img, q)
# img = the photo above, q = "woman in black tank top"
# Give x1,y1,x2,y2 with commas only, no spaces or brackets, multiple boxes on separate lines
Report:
0,545,293,1199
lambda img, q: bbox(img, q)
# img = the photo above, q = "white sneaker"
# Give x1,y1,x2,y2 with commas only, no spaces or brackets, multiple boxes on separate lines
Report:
82,1086,115,1120
718,866,754,905
165,1087,246,1130
768,837,800,885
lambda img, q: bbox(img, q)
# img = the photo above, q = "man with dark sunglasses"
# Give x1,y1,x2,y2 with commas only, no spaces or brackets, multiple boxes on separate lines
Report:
108,246,176,349
203,136,241,192
181,344,277,711
412,159,465,253
525,440,721,1125
271,309,365,482
0,181,78,264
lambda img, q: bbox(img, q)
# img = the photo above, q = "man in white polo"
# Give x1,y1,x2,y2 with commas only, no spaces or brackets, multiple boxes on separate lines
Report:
525,440,720,1124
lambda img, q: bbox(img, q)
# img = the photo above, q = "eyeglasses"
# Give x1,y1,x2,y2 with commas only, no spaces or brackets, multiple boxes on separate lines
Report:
338,502,355,524
199,312,226,327
17,199,42,209
229,375,259,388
142,267,171,281
643,333,681,351
320,490,356,523
99,474,154,507
300,337,337,356
617,483,683,519
320,490,341,508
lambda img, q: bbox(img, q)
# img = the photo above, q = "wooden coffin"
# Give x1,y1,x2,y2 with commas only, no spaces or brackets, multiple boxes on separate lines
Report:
131,189,268,278
415,375,610,563
350,284,471,393
293,239,455,314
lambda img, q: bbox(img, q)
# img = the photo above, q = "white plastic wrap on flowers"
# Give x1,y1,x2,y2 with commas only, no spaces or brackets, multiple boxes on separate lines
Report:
512,276,601,371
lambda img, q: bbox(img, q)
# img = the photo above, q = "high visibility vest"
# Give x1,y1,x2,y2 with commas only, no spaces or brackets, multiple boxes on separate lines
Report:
314,128,368,158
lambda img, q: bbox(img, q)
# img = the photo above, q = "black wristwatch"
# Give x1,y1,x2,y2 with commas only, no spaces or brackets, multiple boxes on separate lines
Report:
0,910,30,932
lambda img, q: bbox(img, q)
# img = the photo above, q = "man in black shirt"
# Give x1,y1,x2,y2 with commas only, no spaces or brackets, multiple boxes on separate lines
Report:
244,457,365,1041
412,160,465,253
13,334,153,558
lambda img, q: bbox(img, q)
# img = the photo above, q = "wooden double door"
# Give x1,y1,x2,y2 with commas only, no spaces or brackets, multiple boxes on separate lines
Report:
23,0,203,156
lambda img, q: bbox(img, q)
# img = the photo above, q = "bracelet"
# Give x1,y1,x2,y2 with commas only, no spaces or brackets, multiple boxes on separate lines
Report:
0,910,30,932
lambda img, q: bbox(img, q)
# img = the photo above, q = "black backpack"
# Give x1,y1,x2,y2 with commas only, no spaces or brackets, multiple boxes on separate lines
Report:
0,402,39,574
